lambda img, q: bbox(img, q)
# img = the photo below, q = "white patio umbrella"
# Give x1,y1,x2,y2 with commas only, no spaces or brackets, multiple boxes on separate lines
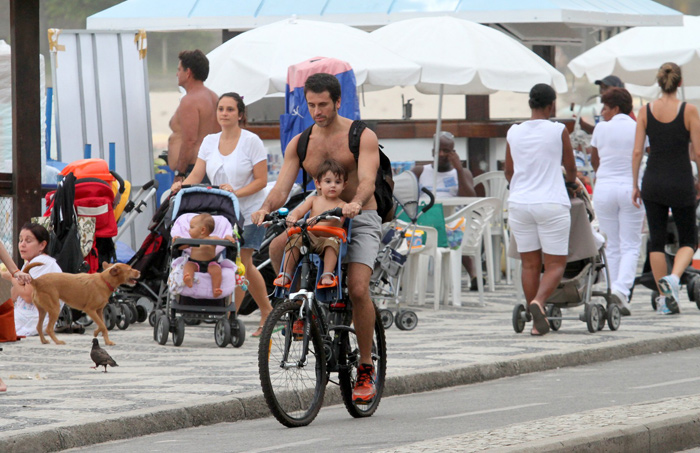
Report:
370,16,567,192
204,17,421,104
568,15,700,99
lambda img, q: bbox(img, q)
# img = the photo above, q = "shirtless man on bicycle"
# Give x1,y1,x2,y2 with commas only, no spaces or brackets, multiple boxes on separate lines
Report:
252,73,382,404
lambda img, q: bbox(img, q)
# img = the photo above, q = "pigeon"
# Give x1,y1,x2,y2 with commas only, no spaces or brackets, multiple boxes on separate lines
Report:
90,338,118,372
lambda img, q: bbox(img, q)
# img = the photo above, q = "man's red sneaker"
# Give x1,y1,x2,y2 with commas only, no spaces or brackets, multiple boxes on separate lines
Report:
352,363,376,404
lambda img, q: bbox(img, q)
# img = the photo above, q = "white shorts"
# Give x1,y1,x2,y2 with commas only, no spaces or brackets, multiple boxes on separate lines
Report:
509,202,571,256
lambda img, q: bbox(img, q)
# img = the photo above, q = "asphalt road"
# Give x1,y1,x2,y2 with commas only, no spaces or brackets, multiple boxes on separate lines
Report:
63,347,700,452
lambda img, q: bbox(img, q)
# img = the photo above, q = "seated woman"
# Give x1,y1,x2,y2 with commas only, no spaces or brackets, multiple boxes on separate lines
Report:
0,232,31,393
1,223,62,338
505,84,577,336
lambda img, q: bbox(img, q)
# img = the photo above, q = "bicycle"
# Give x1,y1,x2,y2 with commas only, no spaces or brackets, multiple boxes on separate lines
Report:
258,207,387,427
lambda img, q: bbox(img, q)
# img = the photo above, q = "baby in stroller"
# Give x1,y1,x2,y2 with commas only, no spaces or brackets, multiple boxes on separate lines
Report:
175,213,236,298
155,186,246,347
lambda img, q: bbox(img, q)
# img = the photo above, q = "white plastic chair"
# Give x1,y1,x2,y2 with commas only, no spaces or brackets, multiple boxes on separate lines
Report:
473,171,512,284
438,198,501,307
392,220,441,307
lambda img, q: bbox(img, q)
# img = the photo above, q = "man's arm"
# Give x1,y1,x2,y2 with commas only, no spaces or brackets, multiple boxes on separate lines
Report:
562,129,577,184
346,128,379,218
411,165,423,179
446,151,476,197
175,96,200,174
252,135,302,224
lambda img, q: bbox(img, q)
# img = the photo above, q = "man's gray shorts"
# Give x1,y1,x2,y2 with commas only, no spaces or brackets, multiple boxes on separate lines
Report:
344,210,382,269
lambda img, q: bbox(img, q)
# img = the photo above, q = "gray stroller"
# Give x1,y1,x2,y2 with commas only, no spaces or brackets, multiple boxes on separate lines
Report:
511,194,623,333
370,171,434,330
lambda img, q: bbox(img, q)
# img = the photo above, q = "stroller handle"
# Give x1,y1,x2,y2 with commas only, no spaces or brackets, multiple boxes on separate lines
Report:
110,171,126,194
420,187,435,213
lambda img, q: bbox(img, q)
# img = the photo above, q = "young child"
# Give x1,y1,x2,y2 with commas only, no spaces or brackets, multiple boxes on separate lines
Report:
274,159,347,289
175,213,235,298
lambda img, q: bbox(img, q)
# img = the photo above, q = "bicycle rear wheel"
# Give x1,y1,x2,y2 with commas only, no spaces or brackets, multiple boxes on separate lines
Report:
339,304,387,418
258,299,327,427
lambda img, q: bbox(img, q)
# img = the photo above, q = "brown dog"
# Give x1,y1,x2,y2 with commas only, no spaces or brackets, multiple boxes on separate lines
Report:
25,262,140,345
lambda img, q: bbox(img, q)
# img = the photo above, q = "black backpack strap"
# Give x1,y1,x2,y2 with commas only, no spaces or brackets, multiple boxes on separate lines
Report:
348,120,367,160
296,125,314,191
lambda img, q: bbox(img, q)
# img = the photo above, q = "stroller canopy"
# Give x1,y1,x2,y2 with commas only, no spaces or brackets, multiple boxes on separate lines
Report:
168,187,244,233
392,171,422,221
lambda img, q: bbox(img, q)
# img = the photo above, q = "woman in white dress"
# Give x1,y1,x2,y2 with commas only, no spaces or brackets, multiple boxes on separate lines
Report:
171,92,273,337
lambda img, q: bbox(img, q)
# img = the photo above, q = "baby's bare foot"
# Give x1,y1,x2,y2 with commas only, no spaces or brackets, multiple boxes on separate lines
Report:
183,273,194,288
212,288,223,298
320,274,335,286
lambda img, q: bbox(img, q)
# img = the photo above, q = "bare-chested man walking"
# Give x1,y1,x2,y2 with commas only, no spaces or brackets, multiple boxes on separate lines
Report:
168,49,220,182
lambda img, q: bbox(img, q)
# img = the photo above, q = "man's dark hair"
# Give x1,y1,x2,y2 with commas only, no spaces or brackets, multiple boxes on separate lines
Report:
304,73,341,104
178,49,209,81
219,92,247,126
601,87,633,115
315,159,347,182
528,83,557,110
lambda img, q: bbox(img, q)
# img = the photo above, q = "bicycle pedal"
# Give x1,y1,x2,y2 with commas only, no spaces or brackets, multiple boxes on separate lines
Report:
330,301,347,311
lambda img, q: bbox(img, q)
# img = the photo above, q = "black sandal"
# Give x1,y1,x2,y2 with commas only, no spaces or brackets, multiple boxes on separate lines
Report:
529,302,550,335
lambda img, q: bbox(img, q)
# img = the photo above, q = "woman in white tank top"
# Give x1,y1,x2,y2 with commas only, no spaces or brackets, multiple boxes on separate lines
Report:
505,83,577,336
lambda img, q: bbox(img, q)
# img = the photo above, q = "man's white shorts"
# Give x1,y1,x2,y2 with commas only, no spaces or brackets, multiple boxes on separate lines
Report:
509,202,570,256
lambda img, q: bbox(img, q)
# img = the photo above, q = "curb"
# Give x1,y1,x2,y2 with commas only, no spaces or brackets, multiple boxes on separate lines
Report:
3,332,700,453
498,410,700,452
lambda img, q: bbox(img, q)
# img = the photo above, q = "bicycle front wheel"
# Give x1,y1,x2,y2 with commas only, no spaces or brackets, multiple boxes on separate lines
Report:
258,299,327,427
339,304,387,418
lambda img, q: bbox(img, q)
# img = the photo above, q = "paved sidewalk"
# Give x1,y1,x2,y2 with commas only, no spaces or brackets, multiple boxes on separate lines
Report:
2,282,700,452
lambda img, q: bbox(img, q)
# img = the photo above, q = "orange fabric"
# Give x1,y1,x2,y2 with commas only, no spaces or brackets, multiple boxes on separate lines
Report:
0,298,19,342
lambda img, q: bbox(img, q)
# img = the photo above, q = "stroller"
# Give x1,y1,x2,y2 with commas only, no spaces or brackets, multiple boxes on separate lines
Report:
110,193,171,329
369,171,435,331
632,213,700,312
153,186,246,348
46,159,159,331
511,192,623,334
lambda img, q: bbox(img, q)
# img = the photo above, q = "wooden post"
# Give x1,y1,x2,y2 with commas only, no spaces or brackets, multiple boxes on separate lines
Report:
10,0,42,262
466,95,489,196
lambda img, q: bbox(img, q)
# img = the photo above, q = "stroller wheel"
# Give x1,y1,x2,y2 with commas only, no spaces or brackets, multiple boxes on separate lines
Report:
596,304,606,331
693,284,700,310
687,276,697,301
184,319,202,326
230,318,245,348
128,304,139,324
651,290,660,311
136,305,148,323
396,311,418,331
512,304,527,333
215,319,231,347
546,305,562,331
585,304,600,333
607,304,621,331
379,309,394,329
103,305,117,331
116,305,131,330
148,310,158,327
155,315,170,345
172,317,185,347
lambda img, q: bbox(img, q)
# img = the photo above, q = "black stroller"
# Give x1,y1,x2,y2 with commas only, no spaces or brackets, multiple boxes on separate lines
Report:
632,213,700,312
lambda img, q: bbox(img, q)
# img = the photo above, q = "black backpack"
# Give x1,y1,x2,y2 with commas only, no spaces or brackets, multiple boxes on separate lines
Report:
297,120,395,222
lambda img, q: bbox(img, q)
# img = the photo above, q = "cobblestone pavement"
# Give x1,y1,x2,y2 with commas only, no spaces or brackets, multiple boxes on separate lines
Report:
2,281,700,452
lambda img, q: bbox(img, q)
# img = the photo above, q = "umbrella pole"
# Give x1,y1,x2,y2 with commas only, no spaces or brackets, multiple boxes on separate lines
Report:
432,84,444,195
